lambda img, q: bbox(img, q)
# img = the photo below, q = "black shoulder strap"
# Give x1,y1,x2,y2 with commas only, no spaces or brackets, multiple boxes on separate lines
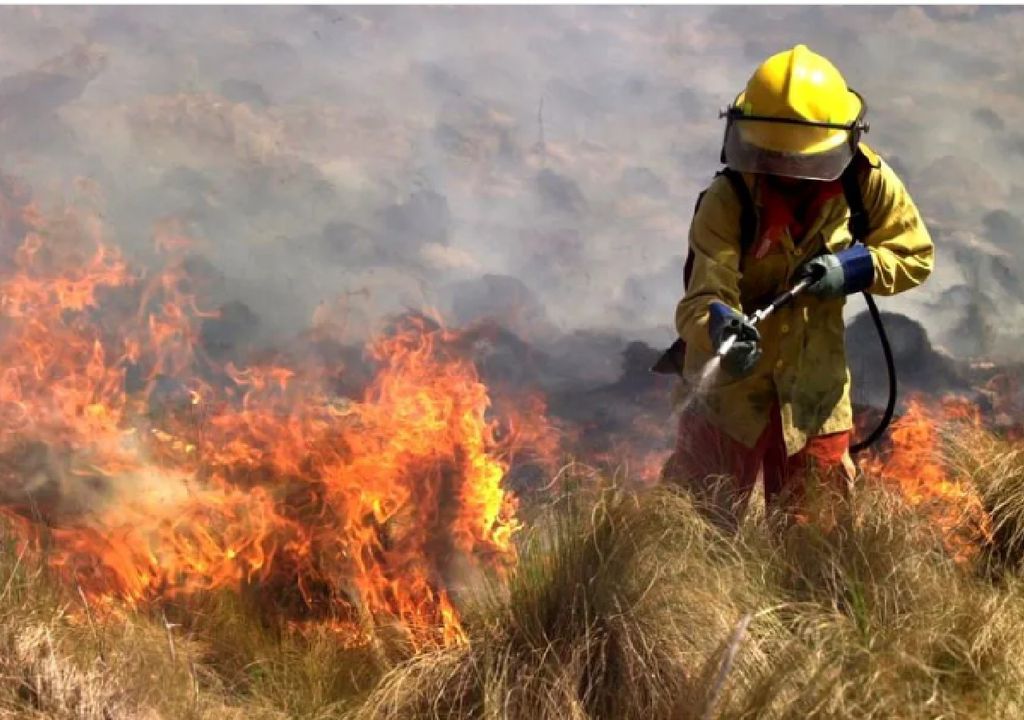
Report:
683,169,757,288
718,168,757,256
840,156,869,243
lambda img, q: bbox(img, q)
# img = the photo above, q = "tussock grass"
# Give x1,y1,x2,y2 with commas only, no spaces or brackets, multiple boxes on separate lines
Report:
361,439,1024,719
946,426,1024,574
735,487,1024,719
0,529,386,719
7,421,1024,718
159,590,388,719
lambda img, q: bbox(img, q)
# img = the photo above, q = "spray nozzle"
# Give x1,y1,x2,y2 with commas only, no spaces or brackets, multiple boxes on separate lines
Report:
715,332,739,359
714,276,815,360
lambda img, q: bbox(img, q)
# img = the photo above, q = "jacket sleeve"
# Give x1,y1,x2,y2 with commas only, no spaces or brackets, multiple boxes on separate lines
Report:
861,159,934,296
674,178,744,354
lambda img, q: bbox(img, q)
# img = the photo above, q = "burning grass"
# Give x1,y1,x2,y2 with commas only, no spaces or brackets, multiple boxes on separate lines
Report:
0,525,388,719
0,202,560,649
4,410,1024,717
5,192,1024,717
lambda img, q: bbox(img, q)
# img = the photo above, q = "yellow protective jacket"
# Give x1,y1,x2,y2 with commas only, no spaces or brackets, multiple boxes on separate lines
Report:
674,145,934,456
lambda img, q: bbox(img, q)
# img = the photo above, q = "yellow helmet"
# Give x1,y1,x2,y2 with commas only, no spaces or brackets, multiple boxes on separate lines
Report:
721,44,869,181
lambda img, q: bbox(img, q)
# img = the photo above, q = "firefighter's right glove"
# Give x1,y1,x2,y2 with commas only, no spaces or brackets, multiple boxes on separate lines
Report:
796,245,875,299
708,301,761,377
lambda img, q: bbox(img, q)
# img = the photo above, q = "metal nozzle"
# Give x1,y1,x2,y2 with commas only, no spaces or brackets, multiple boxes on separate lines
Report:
714,277,813,359
715,333,738,359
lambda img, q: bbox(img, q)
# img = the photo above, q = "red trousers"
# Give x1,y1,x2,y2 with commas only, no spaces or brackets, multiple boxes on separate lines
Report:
664,406,853,531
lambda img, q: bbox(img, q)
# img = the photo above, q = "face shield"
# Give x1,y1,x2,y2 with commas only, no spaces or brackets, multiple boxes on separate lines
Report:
720,90,869,181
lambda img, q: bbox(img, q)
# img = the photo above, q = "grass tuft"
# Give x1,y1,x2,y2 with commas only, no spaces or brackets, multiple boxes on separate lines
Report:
7,420,1024,718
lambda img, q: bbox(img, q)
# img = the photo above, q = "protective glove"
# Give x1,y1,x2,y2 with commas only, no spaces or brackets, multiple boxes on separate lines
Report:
708,301,761,377
796,245,875,299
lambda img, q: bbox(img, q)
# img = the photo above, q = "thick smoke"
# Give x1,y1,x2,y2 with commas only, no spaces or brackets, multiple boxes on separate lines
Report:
0,6,1020,359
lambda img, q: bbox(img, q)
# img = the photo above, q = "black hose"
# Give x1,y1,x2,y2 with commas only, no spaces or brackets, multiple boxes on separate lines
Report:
850,292,897,454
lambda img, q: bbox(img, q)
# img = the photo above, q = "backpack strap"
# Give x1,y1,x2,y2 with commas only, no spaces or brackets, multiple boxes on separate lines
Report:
840,151,870,244
683,169,757,287
718,168,758,257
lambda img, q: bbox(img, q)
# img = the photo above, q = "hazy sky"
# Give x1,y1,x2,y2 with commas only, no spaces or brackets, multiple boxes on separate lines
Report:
0,6,1021,357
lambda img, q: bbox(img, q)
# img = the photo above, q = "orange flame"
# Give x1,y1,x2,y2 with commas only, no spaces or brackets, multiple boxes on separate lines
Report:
0,199,547,647
862,397,992,561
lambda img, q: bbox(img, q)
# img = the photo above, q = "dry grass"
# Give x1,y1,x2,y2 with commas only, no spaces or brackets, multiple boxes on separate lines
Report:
0,529,387,719
359,427,1024,719
5,421,1024,718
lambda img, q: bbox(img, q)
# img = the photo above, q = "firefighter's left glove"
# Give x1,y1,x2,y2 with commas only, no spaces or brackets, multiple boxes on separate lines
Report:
708,301,761,378
797,245,875,299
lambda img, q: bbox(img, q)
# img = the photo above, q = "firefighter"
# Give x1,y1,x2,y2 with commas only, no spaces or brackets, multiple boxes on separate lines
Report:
664,45,934,530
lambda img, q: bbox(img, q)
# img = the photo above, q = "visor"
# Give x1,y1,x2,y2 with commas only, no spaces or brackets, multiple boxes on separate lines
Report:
722,120,855,180
720,90,868,181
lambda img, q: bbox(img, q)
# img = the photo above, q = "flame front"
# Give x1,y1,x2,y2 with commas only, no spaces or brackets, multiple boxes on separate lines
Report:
862,398,993,561
0,199,530,647
0,190,1008,648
